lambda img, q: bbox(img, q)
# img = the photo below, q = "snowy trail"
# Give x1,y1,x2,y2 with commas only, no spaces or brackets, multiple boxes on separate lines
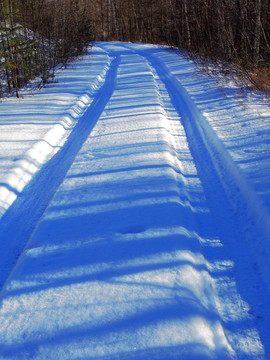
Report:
0,43,270,359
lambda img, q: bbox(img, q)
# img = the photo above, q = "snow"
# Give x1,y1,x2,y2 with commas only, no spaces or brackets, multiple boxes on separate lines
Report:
0,47,111,218
0,42,270,359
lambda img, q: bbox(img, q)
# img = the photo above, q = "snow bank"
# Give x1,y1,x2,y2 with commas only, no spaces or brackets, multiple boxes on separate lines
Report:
0,45,111,219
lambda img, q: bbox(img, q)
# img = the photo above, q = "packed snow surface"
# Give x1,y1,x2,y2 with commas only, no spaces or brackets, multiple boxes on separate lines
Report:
0,42,270,360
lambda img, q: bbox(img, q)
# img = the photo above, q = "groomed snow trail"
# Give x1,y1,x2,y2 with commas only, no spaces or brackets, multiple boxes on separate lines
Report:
0,43,269,360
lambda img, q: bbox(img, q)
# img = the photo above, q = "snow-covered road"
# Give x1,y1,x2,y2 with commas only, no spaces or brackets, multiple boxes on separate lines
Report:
0,42,270,359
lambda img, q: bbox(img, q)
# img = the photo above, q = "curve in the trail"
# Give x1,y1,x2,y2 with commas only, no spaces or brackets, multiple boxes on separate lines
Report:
0,55,120,291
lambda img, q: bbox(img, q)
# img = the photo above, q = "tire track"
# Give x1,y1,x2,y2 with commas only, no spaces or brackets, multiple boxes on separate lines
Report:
134,47,270,359
137,47,270,288
0,55,120,292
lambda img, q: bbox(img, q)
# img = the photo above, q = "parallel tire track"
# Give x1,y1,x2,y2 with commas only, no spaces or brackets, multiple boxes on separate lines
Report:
131,46,270,359
137,48,270,289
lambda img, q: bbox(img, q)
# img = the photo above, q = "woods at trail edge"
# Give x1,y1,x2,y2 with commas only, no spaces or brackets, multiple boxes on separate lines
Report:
0,0,91,97
1,0,270,97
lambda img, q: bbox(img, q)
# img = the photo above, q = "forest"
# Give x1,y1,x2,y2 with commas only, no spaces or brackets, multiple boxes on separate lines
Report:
1,0,270,97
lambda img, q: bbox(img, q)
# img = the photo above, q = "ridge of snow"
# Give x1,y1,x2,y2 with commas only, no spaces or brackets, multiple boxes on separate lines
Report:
0,47,111,219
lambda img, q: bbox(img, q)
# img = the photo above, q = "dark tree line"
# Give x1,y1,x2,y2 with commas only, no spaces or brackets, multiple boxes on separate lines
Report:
1,0,270,97
86,0,270,86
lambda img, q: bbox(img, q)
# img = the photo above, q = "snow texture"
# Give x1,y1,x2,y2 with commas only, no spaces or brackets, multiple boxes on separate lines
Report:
0,42,270,360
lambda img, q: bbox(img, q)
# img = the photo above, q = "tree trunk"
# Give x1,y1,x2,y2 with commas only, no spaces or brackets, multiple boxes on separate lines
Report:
253,0,261,65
